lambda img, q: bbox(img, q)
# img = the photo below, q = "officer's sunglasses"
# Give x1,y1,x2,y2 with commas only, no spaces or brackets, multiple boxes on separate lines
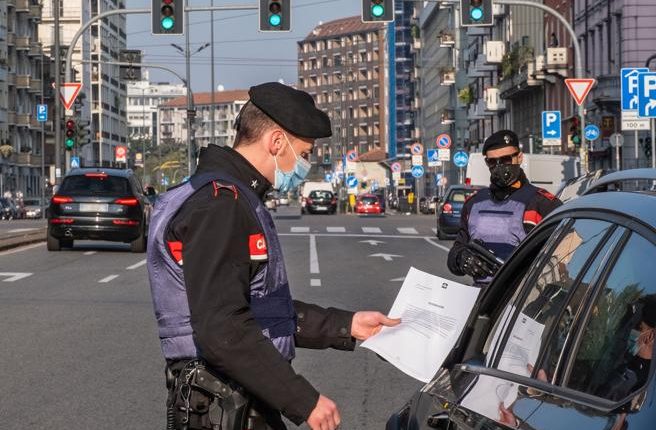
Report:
484,151,519,168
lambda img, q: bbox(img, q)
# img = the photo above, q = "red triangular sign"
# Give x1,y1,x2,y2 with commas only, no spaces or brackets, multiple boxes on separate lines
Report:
52,82,83,110
565,78,596,106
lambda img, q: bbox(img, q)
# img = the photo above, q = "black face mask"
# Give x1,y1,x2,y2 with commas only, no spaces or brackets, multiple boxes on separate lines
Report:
490,164,522,188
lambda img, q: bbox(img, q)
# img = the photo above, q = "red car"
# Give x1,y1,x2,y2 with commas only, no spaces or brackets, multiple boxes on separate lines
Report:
355,194,382,214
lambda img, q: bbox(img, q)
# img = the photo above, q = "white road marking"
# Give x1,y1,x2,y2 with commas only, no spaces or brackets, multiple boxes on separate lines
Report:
424,237,451,252
7,228,37,234
280,233,435,240
326,227,346,233
397,227,419,235
432,228,438,234
369,253,402,262
126,259,147,270
390,277,405,282
309,235,320,274
359,240,385,246
0,272,33,282
0,242,43,256
310,278,322,287
362,227,382,234
84,251,97,256
291,226,310,233
98,275,119,283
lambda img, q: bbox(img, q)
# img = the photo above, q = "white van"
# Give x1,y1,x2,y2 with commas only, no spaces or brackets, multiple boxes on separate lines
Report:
466,153,579,194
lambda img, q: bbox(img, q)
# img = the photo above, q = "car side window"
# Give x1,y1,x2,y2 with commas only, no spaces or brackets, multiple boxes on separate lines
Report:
489,219,615,379
565,233,656,401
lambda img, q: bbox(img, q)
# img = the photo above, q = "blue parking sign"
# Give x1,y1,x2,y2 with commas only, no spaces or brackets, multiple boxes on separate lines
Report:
36,104,47,122
622,68,649,111
427,149,438,162
541,111,561,140
638,72,656,118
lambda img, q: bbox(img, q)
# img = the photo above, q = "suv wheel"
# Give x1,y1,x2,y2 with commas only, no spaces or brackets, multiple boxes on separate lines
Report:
47,229,61,251
437,228,448,240
130,228,147,253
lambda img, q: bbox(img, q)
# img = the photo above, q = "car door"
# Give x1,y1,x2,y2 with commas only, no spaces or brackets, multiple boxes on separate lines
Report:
522,224,656,430
447,217,629,430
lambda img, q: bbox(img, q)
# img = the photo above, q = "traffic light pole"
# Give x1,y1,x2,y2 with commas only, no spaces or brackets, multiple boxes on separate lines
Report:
64,4,258,172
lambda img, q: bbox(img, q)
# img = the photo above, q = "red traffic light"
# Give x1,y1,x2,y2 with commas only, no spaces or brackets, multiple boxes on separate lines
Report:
66,129,75,138
163,0,173,4
66,119,75,129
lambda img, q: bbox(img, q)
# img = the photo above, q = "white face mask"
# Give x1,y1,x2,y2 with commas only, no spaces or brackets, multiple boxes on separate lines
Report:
273,134,311,193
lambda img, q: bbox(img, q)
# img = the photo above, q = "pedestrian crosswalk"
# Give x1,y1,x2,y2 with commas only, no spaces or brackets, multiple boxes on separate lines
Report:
286,226,440,236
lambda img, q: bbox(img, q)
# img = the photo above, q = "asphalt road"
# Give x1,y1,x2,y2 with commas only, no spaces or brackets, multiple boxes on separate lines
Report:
0,212,464,429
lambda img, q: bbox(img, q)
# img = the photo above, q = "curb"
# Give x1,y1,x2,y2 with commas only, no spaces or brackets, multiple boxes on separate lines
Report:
0,228,46,252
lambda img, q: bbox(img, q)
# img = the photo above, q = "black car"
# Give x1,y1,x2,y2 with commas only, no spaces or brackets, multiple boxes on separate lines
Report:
47,168,151,252
305,190,337,214
388,175,656,430
436,186,482,240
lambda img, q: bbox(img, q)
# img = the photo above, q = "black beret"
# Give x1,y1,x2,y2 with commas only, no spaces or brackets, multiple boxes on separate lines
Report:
247,82,332,139
482,130,520,155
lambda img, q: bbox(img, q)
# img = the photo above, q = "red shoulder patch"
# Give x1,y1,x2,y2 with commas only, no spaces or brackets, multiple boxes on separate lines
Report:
249,233,268,261
212,181,238,199
537,188,556,201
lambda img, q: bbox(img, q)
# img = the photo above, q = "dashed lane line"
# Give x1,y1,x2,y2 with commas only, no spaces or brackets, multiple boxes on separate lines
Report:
0,242,43,256
310,279,322,287
362,227,382,234
126,259,147,270
424,237,450,252
326,227,346,233
397,227,419,235
98,275,119,283
309,235,320,274
84,251,97,256
291,227,310,233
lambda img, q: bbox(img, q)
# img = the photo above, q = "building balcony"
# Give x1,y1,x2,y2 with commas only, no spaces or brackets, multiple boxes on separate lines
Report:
439,31,455,48
15,74,29,89
10,152,41,166
8,72,15,87
468,99,487,120
15,36,30,50
7,110,15,125
498,61,542,99
28,78,41,93
484,41,505,64
485,87,506,111
0,68,7,82
16,113,30,127
440,68,456,86
7,32,14,46
440,109,455,125
28,43,42,57
7,0,15,8
28,4,41,21
15,0,29,13
592,75,620,105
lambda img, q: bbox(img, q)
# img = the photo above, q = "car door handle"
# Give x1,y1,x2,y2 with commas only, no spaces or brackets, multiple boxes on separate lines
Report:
427,413,450,429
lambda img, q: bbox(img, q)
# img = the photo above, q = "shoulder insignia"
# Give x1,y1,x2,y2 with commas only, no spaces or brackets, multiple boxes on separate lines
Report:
212,181,238,200
249,233,268,261
537,188,556,201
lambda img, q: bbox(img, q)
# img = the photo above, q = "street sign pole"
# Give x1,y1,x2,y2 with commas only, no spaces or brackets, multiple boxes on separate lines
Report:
652,119,656,169
635,130,639,168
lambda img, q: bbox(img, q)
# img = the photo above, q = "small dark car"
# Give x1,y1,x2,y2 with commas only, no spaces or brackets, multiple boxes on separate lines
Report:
305,190,337,214
436,185,482,240
47,168,151,252
388,177,656,430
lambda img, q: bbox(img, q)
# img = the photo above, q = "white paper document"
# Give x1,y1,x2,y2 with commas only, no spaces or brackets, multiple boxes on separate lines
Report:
360,267,481,382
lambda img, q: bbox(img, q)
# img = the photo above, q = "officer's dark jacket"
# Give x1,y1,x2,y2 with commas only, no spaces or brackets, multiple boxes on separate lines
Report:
165,145,356,425
447,172,562,276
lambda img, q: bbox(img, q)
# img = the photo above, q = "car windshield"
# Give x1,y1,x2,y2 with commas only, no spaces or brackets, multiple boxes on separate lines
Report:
361,196,378,204
58,175,130,196
23,199,41,206
448,189,477,203
310,191,333,199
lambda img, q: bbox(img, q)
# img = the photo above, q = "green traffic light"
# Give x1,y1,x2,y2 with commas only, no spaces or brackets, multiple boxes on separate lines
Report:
371,4,385,17
268,14,281,26
470,7,483,21
65,138,75,150
161,16,175,30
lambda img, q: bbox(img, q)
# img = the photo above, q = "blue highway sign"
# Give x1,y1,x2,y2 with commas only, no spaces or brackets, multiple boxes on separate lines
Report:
638,72,656,118
541,111,561,140
622,68,649,111
427,149,439,162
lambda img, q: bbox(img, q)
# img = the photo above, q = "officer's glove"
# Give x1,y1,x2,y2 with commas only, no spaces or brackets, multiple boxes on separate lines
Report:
458,249,497,279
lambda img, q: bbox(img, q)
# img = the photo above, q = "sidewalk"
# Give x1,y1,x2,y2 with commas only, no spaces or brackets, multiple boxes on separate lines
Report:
0,221,47,252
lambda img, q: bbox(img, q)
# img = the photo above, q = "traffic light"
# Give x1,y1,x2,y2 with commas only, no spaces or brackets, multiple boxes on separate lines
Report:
361,0,394,23
65,119,76,150
259,0,291,32
642,137,652,159
569,117,581,147
152,0,184,35
460,0,493,27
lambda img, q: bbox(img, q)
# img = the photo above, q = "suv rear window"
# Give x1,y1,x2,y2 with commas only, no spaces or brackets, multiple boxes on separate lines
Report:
309,191,333,199
448,189,477,203
59,174,131,196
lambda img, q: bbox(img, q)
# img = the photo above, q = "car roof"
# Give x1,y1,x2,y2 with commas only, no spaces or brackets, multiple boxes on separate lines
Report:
66,168,134,178
582,168,656,195
546,190,656,230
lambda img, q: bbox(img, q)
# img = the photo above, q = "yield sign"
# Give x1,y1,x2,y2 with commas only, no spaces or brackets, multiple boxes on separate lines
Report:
565,78,596,106
53,82,83,110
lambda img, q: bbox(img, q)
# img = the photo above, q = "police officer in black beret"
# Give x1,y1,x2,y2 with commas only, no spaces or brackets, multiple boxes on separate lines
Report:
446,130,562,286
149,82,400,430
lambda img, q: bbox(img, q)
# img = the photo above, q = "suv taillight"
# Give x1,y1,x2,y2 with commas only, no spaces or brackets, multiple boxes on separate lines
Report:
306,198,313,205
114,197,139,206
442,203,453,214
52,195,73,204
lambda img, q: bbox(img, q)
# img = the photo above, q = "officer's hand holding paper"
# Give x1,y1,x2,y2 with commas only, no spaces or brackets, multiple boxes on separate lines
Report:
361,267,480,382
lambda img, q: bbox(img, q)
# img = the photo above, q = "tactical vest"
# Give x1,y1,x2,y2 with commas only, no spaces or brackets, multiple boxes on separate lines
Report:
147,172,296,362
467,184,538,284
